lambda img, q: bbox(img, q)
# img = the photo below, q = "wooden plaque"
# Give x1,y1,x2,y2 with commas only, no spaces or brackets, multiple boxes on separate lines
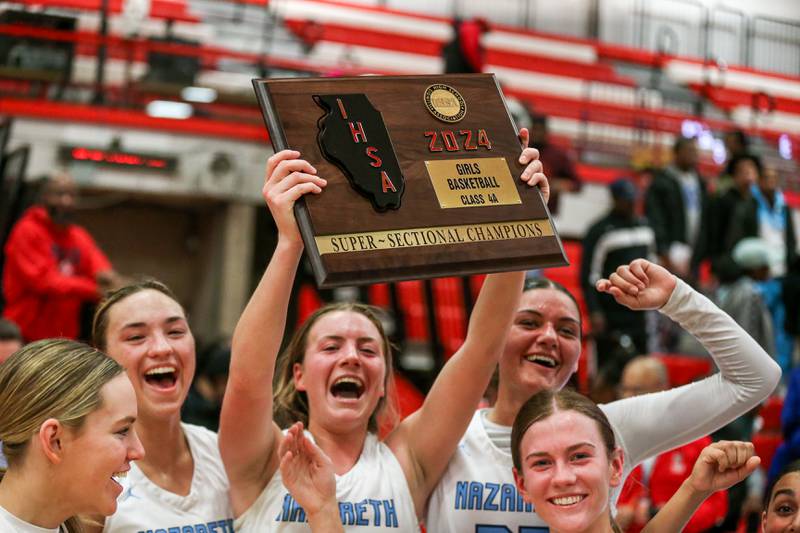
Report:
253,74,568,288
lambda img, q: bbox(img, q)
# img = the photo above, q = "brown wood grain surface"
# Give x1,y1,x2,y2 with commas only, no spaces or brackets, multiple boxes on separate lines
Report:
253,73,567,287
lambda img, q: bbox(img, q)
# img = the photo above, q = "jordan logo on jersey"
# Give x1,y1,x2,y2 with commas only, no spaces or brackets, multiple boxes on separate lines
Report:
275,493,399,527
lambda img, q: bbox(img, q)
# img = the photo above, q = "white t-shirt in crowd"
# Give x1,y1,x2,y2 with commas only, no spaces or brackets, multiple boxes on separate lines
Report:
425,278,781,533
103,423,233,533
235,432,420,532
0,505,61,533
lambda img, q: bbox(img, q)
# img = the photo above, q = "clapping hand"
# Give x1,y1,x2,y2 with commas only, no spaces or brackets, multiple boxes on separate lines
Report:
279,422,338,518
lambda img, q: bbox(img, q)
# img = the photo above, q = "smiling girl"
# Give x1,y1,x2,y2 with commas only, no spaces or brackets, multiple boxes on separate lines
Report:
427,257,781,532
510,388,760,533
91,280,233,532
219,141,547,531
0,339,144,532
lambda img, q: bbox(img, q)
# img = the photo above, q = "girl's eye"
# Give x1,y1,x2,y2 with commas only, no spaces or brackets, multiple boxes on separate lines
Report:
116,427,131,437
571,452,590,461
559,328,577,337
322,344,338,352
168,329,185,337
361,347,377,355
517,319,539,329
531,459,551,468
126,335,144,342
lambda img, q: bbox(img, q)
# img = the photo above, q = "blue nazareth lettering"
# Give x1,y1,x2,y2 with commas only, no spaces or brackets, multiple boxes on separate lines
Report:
453,481,533,512
275,494,398,527
136,519,234,533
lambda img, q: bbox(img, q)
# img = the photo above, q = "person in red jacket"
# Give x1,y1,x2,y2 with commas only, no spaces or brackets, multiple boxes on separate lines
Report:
2,172,118,341
616,356,728,533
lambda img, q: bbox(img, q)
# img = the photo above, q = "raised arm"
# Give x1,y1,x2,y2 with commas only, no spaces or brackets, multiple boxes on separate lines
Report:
642,441,759,533
387,133,547,515
387,270,525,513
219,150,326,515
597,259,781,467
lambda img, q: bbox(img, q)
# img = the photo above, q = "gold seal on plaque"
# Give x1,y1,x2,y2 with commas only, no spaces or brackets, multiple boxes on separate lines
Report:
424,84,466,123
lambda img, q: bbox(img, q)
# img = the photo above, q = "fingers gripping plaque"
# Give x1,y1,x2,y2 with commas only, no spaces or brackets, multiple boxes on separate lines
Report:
315,94,405,211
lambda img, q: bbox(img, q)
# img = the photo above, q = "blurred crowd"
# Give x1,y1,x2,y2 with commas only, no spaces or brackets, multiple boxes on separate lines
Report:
578,129,800,532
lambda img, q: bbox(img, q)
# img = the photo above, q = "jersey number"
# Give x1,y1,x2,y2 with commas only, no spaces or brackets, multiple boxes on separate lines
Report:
476,526,548,533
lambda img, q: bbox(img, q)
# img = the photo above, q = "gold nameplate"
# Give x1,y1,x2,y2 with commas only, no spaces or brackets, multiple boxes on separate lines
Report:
315,219,553,255
425,157,522,209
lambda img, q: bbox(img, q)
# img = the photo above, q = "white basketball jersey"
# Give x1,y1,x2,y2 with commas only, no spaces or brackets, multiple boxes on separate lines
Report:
0,505,60,532
104,423,233,533
425,409,549,533
235,433,420,532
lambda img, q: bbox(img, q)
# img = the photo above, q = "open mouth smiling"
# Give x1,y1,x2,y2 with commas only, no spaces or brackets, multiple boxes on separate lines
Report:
330,376,365,400
143,365,178,389
549,494,586,506
111,470,128,487
524,354,558,369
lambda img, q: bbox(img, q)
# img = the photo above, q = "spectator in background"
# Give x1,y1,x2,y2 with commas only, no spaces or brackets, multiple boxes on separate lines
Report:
768,366,800,492
529,113,580,216
0,318,22,364
182,341,230,431
718,129,751,194
717,160,795,372
712,154,762,274
645,137,711,281
712,240,777,532
616,356,728,533
442,17,490,74
726,163,797,279
717,238,775,356
581,178,655,382
2,172,121,341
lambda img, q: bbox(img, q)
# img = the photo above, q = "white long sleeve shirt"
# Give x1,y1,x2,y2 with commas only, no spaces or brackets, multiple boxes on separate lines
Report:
425,278,782,533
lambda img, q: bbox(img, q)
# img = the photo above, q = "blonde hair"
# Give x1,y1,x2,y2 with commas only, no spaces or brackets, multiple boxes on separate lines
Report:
0,339,124,532
273,303,398,433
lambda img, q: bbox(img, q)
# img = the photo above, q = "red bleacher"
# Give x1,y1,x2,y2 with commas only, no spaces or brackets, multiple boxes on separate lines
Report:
432,277,467,359
653,353,712,387
752,396,785,474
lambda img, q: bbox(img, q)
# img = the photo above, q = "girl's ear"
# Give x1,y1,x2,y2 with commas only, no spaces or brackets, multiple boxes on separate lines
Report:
513,467,533,504
38,418,65,464
293,362,306,392
608,446,624,488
